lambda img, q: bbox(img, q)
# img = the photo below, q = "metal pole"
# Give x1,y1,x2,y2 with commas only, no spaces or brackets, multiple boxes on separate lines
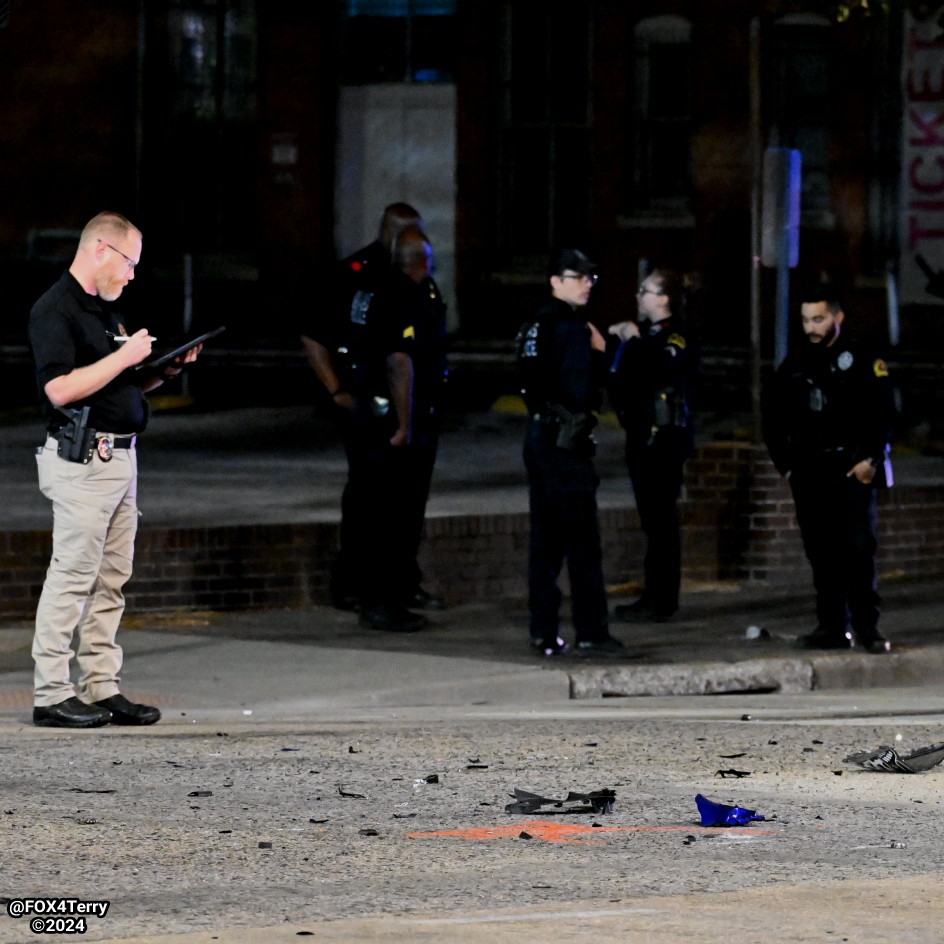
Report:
749,18,763,443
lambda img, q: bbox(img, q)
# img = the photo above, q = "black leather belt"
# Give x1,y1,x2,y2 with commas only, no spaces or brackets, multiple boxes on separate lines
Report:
98,435,136,449
49,430,136,448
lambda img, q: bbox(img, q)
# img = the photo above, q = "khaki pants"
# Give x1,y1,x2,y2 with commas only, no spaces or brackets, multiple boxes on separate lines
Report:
33,437,139,707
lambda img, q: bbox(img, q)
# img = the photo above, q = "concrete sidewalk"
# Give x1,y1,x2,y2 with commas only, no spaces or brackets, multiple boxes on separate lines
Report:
1,401,942,711
1,576,942,722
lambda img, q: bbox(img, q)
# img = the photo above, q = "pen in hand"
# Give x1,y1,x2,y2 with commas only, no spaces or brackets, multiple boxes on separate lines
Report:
107,331,156,343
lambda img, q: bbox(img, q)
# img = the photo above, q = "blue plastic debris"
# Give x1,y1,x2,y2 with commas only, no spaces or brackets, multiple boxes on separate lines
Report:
695,793,766,827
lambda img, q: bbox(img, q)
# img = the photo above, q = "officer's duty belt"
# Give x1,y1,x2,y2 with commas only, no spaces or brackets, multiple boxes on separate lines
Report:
50,430,137,449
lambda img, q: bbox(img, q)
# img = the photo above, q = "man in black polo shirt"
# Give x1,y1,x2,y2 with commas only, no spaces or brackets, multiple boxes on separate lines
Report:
28,211,199,728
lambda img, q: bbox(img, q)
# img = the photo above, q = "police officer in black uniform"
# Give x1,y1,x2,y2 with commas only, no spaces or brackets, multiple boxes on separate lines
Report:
517,248,623,656
388,227,449,609
301,210,420,632
302,203,444,621
608,266,696,622
764,285,896,652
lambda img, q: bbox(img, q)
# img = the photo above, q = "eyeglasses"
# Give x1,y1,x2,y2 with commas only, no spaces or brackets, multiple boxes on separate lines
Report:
98,239,138,271
637,284,665,296
560,273,599,285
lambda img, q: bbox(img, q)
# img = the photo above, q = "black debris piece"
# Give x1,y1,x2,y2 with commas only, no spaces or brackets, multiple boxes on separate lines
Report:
280,748,300,752
740,715,753,721
833,770,843,776
466,764,489,770
258,841,272,849
310,818,329,824
392,813,417,819
359,828,379,836
714,769,751,779
68,788,116,794
844,742,944,773
338,787,366,798
188,791,213,797
419,774,440,784
505,787,616,815
348,746,361,753
519,831,533,839
719,753,747,759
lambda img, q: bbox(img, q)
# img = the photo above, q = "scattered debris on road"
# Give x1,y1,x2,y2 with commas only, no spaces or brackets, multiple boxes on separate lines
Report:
695,794,766,827
505,787,616,815
844,742,944,773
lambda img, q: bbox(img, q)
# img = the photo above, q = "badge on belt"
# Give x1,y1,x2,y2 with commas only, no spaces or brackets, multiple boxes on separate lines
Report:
97,435,114,462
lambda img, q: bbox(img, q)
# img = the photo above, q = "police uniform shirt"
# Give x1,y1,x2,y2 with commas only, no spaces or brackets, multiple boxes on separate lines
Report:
337,267,417,402
401,275,447,412
28,271,149,433
765,336,894,477
608,317,693,443
523,297,606,416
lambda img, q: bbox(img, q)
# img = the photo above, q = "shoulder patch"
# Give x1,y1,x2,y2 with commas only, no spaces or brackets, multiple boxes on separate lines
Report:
837,350,854,371
403,325,415,340
666,333,686,350
873,358,889,378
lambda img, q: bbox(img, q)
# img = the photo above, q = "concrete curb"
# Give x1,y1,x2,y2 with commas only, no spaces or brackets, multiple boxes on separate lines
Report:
569,657,814,698
568,644,944,698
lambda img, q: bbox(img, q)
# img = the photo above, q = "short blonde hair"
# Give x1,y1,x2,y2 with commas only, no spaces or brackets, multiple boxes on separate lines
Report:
80,211,141,248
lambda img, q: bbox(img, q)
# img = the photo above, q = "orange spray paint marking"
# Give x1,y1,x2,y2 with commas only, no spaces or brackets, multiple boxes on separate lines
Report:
408,822,780,844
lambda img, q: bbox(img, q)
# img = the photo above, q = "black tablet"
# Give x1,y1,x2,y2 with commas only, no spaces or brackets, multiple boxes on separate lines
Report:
138,326,226,369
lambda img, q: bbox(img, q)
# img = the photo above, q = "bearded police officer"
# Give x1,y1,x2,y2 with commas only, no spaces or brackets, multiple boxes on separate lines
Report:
517,248,624,656
764,285,896,652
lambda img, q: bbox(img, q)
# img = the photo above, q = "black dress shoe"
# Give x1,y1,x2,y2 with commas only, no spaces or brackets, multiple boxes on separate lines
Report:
93,694,161,725
405,588,446,610
859,634,892,654
359,605,428,633
795,630,855,650
33,697,112,728
575,635,626,656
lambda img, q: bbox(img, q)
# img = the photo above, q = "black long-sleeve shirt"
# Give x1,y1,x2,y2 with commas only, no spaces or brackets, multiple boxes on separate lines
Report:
519,298,605,416
764,336,896,478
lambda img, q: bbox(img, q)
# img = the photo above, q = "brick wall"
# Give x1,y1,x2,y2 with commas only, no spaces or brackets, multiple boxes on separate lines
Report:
1,445,942,620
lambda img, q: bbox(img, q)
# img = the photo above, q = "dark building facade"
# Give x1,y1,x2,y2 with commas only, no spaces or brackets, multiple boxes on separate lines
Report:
2,1,942,411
